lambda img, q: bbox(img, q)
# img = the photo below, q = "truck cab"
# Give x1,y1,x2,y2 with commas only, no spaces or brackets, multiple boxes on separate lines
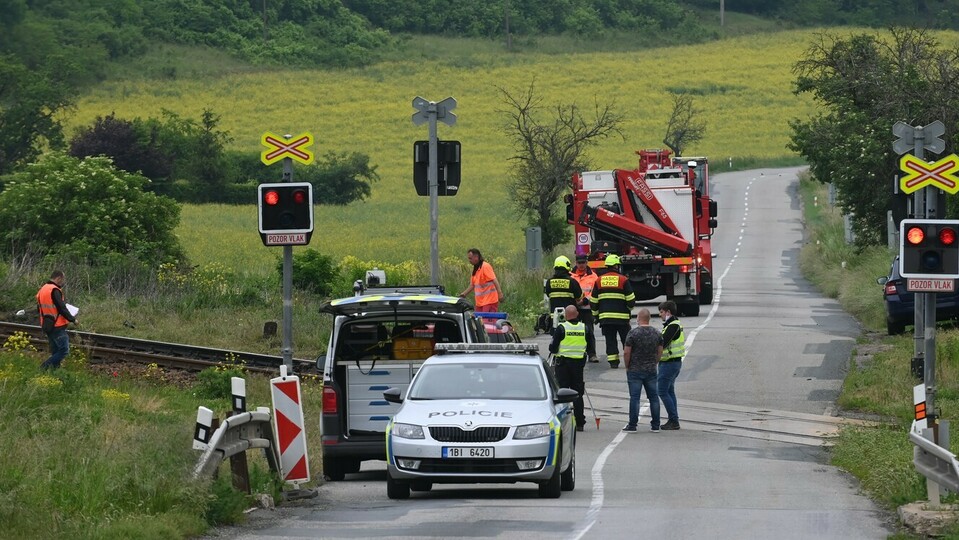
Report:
317,287,489,480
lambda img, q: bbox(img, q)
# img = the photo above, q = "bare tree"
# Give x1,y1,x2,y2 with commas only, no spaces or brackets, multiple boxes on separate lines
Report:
499,82,624,252
662,93,706,157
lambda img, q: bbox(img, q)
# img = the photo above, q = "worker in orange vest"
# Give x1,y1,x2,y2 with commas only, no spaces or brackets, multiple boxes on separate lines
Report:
459,248,503,312
571,254,599,363
36,270,77,370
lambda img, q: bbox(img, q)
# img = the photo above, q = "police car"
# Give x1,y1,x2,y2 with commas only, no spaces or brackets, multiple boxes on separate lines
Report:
383,343,577,499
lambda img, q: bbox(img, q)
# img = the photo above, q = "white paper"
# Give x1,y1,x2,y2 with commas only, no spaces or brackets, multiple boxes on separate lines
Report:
66,303,79,317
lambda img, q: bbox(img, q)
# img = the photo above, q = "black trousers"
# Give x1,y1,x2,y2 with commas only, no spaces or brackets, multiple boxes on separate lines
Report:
601,323,630,364
580,309,596,358
554,357,586,425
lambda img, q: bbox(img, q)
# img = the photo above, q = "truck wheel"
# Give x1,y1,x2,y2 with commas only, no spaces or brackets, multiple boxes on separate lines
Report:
323,458,346,481
387,470,410,499
681,302,700,317
699,282,713,305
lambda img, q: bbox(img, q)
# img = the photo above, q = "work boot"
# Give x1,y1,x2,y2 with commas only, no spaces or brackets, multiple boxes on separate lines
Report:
608,361,619,369
576,424,585,432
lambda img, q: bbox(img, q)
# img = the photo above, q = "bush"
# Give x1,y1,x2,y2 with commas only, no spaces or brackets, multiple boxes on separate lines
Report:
0,153,184,266
282,249,339,296
194,364,246,400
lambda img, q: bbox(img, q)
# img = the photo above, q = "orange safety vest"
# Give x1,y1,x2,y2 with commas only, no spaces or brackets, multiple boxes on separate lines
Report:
471,261,499,307
37,283,70,329
572,268,598,309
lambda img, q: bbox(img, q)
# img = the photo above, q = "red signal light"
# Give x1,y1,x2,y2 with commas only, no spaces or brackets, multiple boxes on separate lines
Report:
939,227,957,246
264,190,280,206
906,226,925,245
292,189,307,204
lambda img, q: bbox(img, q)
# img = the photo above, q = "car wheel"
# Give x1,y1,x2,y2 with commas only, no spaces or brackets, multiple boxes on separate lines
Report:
323,458,346,481
538,448,562,498
887,319,906,336
410,479,433,492
561,444,575,491
387,470,410,500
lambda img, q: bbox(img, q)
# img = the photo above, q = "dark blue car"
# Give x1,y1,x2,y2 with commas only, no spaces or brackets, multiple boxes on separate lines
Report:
878,256,959,335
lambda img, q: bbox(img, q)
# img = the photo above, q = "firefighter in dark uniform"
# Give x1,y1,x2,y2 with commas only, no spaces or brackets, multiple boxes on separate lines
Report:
590,254,635,369
549,304,587,432
544,256,583,329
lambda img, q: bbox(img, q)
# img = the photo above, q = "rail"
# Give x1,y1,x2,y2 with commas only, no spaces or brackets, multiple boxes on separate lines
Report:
0,321,316,375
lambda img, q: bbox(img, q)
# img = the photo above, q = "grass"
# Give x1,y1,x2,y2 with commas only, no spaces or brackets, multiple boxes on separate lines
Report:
0,332,322,539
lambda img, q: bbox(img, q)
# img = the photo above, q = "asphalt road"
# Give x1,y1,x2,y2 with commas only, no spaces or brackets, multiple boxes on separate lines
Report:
207,167,896,540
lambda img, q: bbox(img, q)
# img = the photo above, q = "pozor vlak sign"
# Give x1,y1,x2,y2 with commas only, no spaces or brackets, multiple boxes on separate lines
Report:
257,182,314,246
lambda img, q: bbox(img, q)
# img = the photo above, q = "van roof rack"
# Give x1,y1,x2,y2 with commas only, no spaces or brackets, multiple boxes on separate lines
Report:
434,343,539,355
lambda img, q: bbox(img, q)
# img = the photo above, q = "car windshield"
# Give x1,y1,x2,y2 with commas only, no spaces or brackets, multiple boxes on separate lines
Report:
409,362,547,401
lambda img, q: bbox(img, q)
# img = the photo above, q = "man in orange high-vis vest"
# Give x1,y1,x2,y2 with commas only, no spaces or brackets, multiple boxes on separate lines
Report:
459,248,503,313
36,270,77,370
571,254,599,363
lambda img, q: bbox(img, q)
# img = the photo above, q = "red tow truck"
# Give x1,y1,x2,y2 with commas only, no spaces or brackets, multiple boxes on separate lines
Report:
565,149,718,316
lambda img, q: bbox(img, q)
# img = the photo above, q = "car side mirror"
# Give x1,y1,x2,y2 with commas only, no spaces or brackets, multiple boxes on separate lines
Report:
383,387,403,404
555,387,578,404
877,276,889,286
316,353,327,372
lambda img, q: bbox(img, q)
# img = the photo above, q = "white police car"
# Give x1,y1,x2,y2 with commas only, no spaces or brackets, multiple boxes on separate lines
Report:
383,343,578,499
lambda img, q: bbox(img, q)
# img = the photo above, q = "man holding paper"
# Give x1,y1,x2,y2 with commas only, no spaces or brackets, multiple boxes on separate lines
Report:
36,270,77,370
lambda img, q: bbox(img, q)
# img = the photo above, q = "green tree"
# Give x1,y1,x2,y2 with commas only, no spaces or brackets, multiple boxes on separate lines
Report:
0,153,184,265
789,28,959,245
0,54,76,175
500,82,624,252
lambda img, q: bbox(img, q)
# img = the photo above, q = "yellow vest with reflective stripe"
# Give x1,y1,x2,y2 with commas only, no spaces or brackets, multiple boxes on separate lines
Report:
662,319,685,360
558,321,587,359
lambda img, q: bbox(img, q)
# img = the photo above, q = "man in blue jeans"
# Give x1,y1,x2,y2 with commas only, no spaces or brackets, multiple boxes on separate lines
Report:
37,270,77,370
622,308,662,433
658,300,685,430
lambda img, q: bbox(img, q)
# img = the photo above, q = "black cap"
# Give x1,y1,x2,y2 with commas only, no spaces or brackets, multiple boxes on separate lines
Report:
575,254,588,262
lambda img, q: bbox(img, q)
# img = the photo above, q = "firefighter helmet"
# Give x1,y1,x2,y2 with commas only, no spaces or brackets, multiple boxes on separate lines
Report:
553,255,572,270
605,254,621,267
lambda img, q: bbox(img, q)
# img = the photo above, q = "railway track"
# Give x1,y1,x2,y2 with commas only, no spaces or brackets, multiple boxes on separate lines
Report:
0,321,316,376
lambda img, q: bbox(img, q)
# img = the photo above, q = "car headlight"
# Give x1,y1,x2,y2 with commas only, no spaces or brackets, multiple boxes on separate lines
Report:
392,423,425,439
513,423,551,439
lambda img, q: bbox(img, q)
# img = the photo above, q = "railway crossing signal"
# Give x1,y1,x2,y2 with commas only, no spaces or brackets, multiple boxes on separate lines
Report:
261,132,315,165
258,182,314,246
900,219,959,279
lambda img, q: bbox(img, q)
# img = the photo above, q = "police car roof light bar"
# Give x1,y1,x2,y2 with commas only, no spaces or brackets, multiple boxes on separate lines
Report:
434,343,540,355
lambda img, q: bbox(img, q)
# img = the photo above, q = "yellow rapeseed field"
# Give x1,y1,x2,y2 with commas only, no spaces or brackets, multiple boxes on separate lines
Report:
69,28,958,271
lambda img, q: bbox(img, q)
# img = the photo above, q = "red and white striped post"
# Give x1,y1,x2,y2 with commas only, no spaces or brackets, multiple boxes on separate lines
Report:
270,365,310,486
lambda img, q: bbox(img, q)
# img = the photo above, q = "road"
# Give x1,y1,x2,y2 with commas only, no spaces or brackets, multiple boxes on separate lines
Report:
208,168,895,539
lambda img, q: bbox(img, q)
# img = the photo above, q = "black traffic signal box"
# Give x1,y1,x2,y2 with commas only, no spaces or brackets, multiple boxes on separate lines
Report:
257,182,314,246
413,140,461,196
899,219,959,278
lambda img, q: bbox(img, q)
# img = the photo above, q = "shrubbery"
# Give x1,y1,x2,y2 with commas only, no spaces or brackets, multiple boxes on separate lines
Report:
0,153,184,265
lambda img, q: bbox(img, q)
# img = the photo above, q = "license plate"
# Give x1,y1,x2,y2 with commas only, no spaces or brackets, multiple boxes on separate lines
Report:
443,446,494,459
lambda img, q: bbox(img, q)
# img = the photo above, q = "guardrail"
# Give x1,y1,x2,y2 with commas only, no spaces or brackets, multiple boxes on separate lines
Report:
910,425,959,493
193,407,279,479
